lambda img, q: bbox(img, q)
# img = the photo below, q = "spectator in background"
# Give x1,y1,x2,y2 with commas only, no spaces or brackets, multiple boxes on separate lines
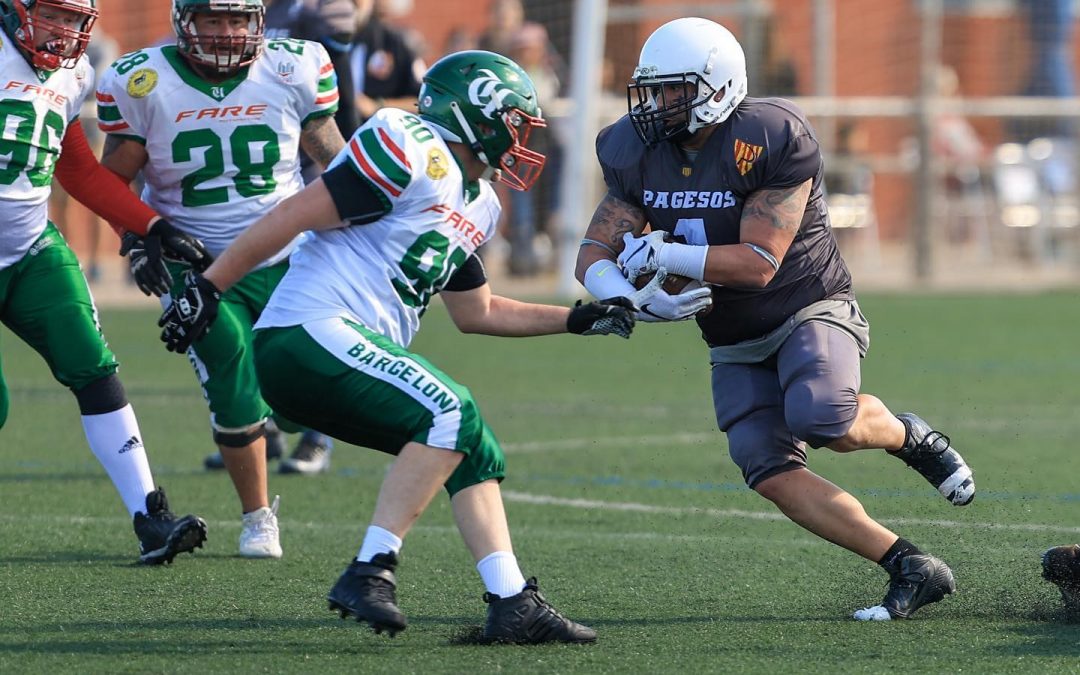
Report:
1012,0,1076,141
350,0,425,124
477,0,522,56
502,21,563,276
47,27,120,283
443,26,477,55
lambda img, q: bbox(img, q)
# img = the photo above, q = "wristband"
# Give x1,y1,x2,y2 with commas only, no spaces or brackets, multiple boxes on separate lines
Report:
657,242,708,281
583,258,636,300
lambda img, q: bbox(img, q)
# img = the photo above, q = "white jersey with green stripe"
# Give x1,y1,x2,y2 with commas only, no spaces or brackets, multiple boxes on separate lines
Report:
96,41,339,264
256,108,501,348
0,36,93,271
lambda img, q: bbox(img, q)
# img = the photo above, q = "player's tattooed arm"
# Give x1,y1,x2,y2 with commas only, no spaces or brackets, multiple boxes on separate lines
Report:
100,134,150,183
738,177,811,268
575,191,648,280
299,115,347,170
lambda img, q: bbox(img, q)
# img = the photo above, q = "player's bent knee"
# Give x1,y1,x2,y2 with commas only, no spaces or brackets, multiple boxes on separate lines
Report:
785,407,857,450
214,423,267,448
444,421,506,497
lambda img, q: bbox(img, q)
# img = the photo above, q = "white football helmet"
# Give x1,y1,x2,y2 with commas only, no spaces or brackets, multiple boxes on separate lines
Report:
627,17,747,145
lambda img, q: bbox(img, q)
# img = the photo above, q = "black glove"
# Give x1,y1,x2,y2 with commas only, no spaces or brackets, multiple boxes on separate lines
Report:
119,220,213,297
158,271,222,353
566,296,637,338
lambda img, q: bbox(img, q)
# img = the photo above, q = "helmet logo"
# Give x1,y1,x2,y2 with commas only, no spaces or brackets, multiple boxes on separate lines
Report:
467,68,513,120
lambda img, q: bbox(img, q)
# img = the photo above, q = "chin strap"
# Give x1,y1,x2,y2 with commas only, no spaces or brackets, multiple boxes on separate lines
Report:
449,100,492,168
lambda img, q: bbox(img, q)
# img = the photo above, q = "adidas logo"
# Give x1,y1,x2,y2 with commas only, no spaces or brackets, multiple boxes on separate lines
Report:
119,436,143,454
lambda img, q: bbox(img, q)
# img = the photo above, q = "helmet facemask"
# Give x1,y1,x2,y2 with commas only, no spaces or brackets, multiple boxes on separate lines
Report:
454,103,546,191
8,0,98,72
174,2,264,77
627,71,716,146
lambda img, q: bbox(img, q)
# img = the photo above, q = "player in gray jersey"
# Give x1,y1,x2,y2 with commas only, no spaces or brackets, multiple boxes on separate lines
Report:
576,18,976,621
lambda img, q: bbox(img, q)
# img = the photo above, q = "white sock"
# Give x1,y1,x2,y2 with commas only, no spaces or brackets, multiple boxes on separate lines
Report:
477,551,527,598
82,404,155,517
356,525,403,563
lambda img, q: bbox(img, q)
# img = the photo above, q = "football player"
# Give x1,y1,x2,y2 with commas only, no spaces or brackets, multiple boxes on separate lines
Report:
0,0,208,564
98,0,347,558
575,18,975,620
158,50,647,641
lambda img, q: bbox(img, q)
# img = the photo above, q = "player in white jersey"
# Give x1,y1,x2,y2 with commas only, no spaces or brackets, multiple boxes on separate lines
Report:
98,0,346,559
0,0,209,564
159,51,652,641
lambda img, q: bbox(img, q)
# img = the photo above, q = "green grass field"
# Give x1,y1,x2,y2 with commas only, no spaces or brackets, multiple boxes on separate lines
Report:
2,293,1080,674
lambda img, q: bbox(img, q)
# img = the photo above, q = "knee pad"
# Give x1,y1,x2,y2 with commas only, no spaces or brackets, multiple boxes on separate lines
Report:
72,374,128,415
214,423,267,448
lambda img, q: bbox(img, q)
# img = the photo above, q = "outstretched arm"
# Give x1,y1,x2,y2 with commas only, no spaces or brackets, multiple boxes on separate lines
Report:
441,283,636,339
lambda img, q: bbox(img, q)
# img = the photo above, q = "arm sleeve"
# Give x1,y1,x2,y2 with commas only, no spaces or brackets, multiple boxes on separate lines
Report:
321,157,391,225
442,254,487,292
54,122,156,236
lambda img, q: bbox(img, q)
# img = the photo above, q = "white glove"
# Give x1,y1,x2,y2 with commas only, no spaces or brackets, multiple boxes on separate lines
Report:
618,231,667,284
627,274,713,323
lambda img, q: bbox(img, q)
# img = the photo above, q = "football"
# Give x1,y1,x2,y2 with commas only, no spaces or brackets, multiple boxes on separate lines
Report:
632,271,713,317
632,269,695,295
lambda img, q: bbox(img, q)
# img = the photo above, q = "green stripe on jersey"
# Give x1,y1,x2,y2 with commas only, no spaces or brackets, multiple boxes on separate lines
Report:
96,104,123,122
359,128,410,191
317,76,336,93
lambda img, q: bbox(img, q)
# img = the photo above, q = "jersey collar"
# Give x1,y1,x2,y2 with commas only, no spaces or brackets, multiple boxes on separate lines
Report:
161,46,251,103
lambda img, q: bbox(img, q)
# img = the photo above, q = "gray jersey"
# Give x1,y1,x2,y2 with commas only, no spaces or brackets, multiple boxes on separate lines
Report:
597,97,853,346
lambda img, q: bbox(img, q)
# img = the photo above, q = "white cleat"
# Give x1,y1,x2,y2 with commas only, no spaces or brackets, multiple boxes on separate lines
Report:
853,605,892,621
239,495,283,558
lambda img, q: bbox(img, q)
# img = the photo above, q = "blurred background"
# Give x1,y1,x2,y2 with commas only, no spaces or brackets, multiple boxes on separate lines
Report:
72,0,1080,299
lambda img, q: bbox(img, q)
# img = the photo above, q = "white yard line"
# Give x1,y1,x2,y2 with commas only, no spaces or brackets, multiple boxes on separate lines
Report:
2,490,1078,537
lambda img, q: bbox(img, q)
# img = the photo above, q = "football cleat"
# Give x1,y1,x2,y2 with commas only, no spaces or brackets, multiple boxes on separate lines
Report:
327,553,407,636
204,427,284,470
279,431,332,475
239,495,282,558
133,487,208,565
482,577,597,644
893,413,975,506
1042,544,1080,613
854,553,956,620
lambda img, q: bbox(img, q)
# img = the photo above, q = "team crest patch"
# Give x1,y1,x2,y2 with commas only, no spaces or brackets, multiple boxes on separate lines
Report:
734,138,764,176
127,68,158,98
426,147,449,180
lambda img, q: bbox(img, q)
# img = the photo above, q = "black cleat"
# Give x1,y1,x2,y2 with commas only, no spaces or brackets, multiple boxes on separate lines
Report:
133,488,208,565
894,413,975,506
855,553,956,620
482,578,597,644
327,553,407,636
1042,544,1080,613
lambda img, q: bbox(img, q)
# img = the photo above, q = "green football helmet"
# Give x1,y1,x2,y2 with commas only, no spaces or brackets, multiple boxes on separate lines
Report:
417,50,547,191
172,0,264,76
0,0,98,71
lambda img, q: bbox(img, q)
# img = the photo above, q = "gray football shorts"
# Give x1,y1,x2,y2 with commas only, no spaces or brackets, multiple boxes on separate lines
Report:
711,319,863,489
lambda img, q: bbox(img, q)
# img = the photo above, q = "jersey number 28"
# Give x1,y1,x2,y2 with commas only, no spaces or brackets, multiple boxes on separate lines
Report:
173,124,281,207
